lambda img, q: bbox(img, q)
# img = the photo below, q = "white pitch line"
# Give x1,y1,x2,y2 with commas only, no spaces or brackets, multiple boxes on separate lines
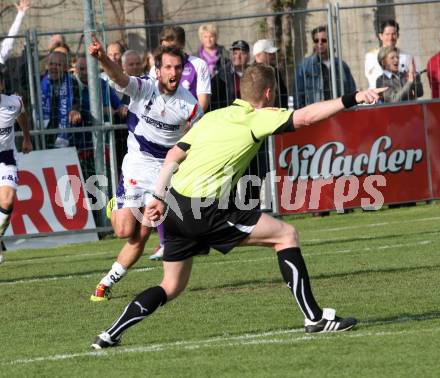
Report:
4,319,439,366
1,240,435,287
310,216,440,233
0,267,155,286
9,250,115,265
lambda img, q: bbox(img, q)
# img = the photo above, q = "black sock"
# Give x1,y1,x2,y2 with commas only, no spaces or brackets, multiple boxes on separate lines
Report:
106,286,167,339
277,247,323,321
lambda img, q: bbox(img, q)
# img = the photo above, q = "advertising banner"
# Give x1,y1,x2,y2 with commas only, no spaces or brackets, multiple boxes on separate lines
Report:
274,103,436,214
4,148,98,250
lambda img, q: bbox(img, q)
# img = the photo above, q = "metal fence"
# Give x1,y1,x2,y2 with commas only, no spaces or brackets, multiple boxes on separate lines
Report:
1,0,439,236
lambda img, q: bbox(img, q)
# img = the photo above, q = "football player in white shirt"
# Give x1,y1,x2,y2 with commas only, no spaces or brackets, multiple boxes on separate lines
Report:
0,74,33,264
88,36,203,301
148,25,211,260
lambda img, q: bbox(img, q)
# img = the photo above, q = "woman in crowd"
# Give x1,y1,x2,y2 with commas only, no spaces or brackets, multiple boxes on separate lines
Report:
376,46,423,102
196,24,229,110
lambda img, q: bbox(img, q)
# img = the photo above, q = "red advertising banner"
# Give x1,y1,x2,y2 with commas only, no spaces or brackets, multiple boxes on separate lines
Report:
4,148,98,250
274,102,438,214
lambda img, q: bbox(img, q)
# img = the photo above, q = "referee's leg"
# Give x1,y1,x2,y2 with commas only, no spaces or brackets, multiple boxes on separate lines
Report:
242,213,357,332
243,213,323,321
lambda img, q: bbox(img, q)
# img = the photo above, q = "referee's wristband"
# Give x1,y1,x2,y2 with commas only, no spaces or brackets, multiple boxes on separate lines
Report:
341,92,358,109
152,193,166,203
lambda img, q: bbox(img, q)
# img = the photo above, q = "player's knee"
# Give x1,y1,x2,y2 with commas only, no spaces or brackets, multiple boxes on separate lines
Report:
0,198,14,211
114,223,135,238
282,223,299,246
160,281,187,300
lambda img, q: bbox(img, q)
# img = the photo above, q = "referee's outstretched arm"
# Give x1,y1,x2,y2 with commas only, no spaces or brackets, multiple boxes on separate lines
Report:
292,87,387,129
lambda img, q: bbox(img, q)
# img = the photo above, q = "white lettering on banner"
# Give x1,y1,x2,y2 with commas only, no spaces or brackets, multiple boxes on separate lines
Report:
278,136,423,181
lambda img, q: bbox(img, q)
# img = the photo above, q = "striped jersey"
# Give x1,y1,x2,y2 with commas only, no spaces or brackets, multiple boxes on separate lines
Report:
114,76,203,160
0,94,23,165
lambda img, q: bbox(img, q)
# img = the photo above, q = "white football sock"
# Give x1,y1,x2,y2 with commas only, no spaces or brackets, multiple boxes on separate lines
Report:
100,261,128,287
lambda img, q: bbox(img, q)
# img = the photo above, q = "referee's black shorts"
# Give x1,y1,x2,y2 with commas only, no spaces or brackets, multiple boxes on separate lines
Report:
162,188,262,262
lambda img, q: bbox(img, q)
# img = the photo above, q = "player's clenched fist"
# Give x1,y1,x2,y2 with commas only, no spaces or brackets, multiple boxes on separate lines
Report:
355,87,388,105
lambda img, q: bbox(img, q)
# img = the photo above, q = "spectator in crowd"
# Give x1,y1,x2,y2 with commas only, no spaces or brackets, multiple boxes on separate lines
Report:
106,41,124,67
365,19,413,89
427,34,440,98
101,41,125,98
292,25,356,109
121,50,144,78
41,51,81,148
150,25,211,112
376,46,423,103
143,51,154,75
195,24,229,110
196,24,229,79
253,39,288,108
73,54,125,178
211,40,250,109
48,34,66,52
0,70,32,264
0,0,30,68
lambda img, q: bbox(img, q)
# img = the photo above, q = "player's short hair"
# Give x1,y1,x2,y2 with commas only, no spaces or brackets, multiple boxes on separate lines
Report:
240,64,275,104
49,41,71,54
153,45,185,69
198,24,218,41
159,26,186,47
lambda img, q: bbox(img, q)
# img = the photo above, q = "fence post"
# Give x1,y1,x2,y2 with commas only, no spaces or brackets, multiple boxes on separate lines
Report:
327,3,338,99
267,136,280,216
82,0,107,227
30,28,46,149
335,2,345,96
25,30,40,150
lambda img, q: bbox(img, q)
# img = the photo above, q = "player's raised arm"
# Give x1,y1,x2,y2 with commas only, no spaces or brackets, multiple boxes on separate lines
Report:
292,88,387,129
88,34,129,89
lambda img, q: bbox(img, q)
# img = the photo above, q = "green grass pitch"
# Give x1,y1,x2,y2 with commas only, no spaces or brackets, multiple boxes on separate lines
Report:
0,202,439,377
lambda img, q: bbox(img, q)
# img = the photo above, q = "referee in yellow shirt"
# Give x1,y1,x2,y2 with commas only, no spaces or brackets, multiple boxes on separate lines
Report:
92,64,385,349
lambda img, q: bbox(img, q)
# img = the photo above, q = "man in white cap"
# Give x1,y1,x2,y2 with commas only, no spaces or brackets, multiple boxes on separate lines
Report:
252,39,288,108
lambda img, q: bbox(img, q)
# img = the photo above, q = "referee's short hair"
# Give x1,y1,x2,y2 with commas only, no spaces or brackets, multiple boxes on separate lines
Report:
240,64,276,104
153,45,185,69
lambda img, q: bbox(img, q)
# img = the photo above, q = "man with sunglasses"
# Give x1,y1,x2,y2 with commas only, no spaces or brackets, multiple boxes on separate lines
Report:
292,25,356,109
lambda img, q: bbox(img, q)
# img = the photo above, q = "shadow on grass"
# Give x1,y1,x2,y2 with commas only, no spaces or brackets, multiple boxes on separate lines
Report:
189,263,440,292
361,311,440,327
302,229,440,247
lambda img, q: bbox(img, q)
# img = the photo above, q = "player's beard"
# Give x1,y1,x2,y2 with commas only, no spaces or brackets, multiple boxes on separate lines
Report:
160,78,179,95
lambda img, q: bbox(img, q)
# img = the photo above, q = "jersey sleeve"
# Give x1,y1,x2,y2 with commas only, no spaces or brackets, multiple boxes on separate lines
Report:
251,108,294,140
187,102,203,128
113,76,154,102
178,118,204,148
10,95,24,115
196,59,211,95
